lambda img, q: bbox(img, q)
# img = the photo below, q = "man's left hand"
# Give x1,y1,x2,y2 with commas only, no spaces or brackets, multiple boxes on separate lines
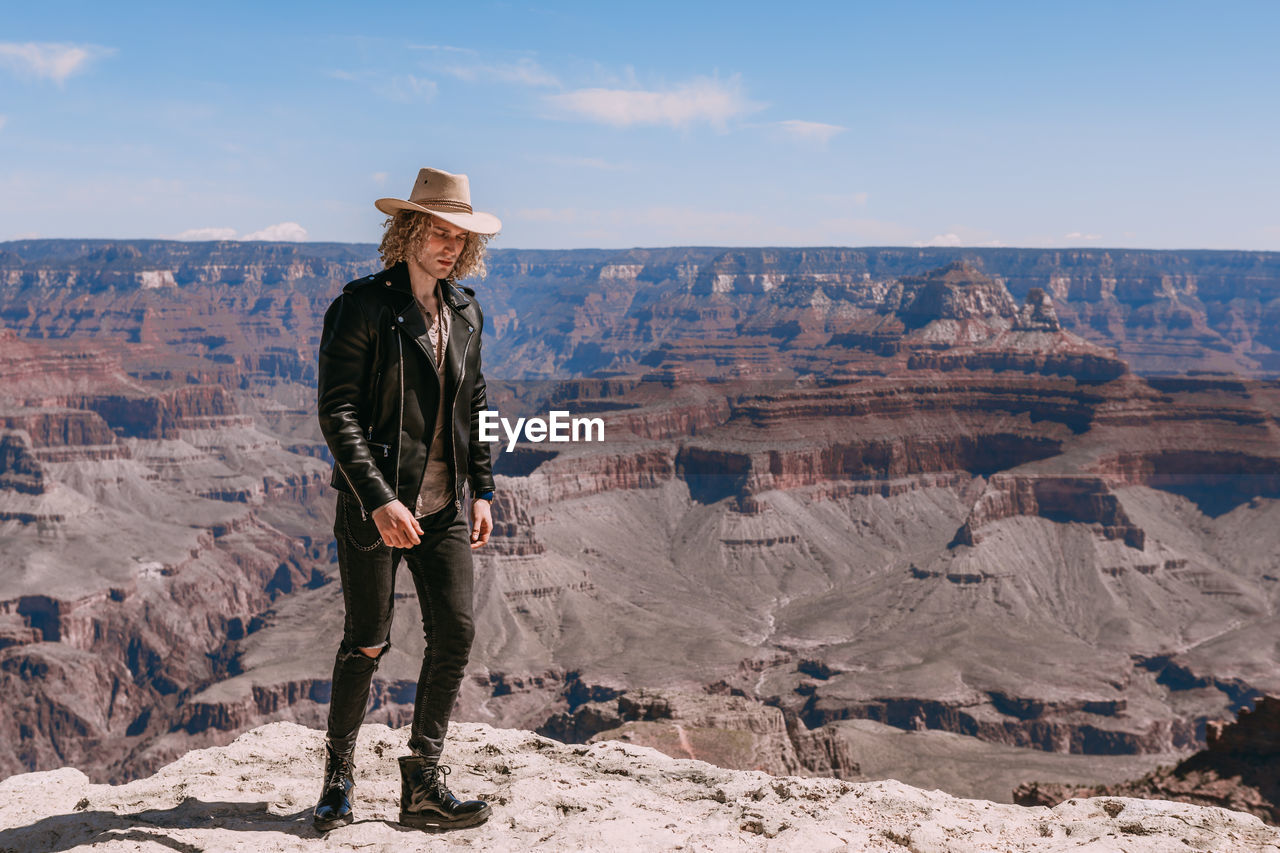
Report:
470,498,492,549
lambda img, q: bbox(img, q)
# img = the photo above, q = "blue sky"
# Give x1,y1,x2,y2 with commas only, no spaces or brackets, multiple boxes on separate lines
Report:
2,1,1277,249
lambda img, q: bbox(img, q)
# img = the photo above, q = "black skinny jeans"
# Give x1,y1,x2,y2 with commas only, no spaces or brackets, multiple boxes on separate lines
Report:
326,492,475,763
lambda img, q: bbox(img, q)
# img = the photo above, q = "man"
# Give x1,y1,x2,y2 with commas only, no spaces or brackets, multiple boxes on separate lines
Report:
314,167,499,833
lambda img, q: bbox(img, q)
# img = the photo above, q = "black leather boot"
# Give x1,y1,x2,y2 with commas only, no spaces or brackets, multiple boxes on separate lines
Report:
398,757,491,832
312,742,356,832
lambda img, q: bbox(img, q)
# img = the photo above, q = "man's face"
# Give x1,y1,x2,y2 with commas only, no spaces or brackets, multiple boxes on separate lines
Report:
415,216,469,280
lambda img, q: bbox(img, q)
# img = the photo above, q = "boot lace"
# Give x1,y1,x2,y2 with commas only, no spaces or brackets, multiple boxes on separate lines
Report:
326,749,354,791
430,764,454,798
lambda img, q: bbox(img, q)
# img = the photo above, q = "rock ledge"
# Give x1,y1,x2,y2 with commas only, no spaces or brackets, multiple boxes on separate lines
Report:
1,721,1277,852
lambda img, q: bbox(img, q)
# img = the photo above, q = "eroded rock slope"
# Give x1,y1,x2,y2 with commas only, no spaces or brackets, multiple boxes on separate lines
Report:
2,241,1279,795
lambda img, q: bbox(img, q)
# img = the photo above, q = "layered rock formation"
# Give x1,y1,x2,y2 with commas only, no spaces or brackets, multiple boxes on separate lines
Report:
0,721,1274,852
1016,696,1280,825
3,242,1280,381
475,246,1280,378
539,688,861,779
2,239,1280,802
0,330,332,782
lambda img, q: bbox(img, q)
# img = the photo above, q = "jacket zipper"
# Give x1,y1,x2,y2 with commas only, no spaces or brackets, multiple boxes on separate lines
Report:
336,462,367,519
450,323,473,508
390,292,474,514
395,332,404,498
406,305,473,512
365,426,390,457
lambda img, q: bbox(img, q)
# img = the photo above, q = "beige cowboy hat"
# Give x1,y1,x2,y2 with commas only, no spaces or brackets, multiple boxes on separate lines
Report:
374,167,502,235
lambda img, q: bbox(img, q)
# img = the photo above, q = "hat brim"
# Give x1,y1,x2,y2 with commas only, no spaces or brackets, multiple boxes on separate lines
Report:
374,198,502,236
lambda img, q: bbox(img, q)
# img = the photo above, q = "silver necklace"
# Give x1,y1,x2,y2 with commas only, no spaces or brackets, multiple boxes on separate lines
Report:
415,292,447,368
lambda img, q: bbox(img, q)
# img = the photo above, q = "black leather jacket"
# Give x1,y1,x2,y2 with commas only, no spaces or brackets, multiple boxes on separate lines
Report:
317,262,495,514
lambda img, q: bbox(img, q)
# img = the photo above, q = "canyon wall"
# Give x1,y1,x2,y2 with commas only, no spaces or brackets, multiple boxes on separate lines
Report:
1,241,1278,796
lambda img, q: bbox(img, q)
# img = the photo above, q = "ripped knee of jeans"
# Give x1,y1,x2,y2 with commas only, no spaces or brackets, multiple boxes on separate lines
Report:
340,639,391,668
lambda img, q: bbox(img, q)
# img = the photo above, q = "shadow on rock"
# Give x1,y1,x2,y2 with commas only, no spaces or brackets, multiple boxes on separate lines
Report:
0,798,313,853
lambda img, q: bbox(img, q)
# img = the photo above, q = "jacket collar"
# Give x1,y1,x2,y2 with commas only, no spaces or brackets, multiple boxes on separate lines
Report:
385,261,471,310
385,262,475,384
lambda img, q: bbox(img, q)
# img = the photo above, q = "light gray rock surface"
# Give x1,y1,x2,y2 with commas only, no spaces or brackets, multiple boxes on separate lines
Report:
0,721,1275,852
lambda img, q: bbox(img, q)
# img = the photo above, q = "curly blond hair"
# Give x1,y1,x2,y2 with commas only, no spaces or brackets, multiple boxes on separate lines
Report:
378,211,491,280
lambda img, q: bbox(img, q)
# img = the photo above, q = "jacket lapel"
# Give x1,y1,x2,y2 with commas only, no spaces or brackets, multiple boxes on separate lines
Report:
442,281,475,393
388,265,475,392
383,264,441,377
403,305,441,375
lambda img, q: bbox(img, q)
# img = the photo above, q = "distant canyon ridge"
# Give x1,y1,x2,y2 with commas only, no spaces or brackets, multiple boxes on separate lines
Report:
3,241,1280,379
0,241,1278,802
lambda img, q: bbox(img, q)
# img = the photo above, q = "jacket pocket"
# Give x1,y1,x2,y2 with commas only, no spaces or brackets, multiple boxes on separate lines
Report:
365,424,392,458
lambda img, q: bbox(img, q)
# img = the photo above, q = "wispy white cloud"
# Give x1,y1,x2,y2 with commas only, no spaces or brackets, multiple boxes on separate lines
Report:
1064,231,1102,241
442,57,559,88
242,222,308,241
913,224,1005,248
0,115,7,132
330,69,437,102
0,42,115,84
172,223,308,241
916,233,964,247
545,74,763,129
175,227,237,241
408,45,558,88
775,119,846,146
383,74,437,102
372,172,389,186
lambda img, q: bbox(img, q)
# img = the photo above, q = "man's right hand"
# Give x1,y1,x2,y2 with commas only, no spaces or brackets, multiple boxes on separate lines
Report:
371,500,423,549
